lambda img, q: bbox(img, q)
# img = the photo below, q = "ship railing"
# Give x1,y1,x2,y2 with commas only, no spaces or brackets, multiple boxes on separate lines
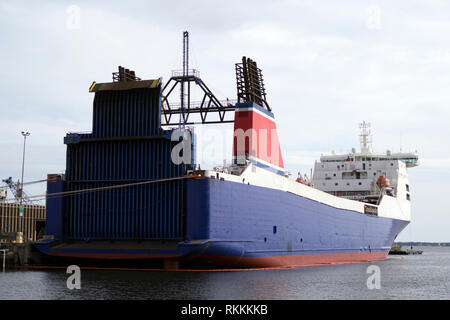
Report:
167,99,237,109
66,131,92,135
171,69,200,78
342,194,382,203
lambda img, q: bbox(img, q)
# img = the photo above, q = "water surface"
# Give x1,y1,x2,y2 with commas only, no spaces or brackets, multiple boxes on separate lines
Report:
0,246,448,300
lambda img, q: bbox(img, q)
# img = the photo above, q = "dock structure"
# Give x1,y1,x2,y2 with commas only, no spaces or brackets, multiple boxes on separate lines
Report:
0,202,46,242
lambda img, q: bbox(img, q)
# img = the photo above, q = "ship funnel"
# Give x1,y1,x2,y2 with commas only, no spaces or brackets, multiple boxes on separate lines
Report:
232,57,284,174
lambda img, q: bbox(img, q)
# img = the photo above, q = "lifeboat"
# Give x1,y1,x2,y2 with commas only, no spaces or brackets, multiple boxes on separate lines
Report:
376,175,390,188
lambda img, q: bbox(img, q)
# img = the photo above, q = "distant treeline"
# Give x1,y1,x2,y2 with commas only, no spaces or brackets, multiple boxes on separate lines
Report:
394,242,450,247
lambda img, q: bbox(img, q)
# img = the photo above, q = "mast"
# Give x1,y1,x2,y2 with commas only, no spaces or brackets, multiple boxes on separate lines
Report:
179,31,189,128
359,121,373,154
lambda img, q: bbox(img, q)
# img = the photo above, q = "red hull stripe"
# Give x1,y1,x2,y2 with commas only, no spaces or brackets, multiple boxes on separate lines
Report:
44,251,387,268
198,251,388,268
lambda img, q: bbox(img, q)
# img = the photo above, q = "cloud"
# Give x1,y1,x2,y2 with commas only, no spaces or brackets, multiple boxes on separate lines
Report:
1,0,449,239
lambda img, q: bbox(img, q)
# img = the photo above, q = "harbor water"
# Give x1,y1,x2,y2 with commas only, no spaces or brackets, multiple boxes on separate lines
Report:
0,246,448,300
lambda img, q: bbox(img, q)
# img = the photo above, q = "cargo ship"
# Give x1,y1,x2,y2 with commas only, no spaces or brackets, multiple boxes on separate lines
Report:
35,35,419,268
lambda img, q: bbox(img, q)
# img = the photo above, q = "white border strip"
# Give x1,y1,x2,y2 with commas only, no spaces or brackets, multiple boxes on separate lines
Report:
235,107,275,122
248,155,285,172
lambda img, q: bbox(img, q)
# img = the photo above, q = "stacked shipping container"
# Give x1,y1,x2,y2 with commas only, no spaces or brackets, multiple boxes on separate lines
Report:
48,80,193,241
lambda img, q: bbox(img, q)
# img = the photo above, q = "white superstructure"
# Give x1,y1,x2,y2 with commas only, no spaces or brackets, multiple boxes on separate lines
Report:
312,122,418,214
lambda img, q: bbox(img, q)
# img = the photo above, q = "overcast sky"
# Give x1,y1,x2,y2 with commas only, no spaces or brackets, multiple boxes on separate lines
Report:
1,0,449,241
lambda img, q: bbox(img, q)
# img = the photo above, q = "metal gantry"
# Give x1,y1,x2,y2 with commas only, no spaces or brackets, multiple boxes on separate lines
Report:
161,31,236,126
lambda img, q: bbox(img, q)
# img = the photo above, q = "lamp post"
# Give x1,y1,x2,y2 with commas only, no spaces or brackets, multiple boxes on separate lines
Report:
19,131,30,242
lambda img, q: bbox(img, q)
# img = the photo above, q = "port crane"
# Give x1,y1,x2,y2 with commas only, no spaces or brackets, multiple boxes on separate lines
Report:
1,177,35,204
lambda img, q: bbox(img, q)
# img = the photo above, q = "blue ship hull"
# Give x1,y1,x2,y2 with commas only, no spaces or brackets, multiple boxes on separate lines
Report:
36,178,408,268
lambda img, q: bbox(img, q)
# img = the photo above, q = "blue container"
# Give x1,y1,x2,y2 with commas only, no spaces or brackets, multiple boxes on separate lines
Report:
92,88,161,138
45,174,65,239
65,139,186,182
65,180,185,240
57,84,193,241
